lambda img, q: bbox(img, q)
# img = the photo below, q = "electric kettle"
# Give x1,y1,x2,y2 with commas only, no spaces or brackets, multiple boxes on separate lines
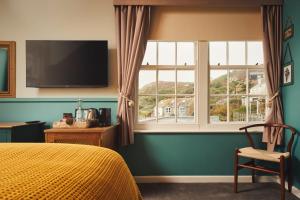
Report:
86,108,100,127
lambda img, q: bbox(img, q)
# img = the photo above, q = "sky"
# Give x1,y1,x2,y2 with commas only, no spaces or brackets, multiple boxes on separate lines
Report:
139,70,194,89
139,41,263,88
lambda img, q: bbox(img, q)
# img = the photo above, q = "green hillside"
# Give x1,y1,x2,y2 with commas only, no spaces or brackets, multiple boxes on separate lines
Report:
139,70,259,120
139,81,194,119
139,81,194,95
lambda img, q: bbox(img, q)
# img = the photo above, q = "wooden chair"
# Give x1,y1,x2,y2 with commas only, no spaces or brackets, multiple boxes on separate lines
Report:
234,123,296,200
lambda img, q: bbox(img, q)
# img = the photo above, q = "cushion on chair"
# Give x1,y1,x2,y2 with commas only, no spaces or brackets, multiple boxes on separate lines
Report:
238,147,290,162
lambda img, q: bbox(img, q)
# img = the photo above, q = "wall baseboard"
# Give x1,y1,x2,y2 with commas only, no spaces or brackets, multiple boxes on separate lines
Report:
272,177,300,199
134,175,276,183
134,175,300,198
291,186,300,198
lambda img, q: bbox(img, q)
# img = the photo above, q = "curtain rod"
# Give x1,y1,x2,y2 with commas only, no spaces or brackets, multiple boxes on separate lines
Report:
113,0,283,7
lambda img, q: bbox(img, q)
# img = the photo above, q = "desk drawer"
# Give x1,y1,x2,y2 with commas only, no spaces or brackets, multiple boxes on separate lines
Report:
46,132,101,146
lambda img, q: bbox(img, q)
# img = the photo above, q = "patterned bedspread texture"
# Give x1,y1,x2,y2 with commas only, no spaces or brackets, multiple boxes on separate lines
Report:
0,143,142,200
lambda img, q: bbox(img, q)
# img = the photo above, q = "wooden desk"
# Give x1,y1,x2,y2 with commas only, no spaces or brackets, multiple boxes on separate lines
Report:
0,122,45,142
44,125,117,150
0,122,29,128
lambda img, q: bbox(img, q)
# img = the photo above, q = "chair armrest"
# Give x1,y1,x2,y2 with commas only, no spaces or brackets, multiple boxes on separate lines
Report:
239,123,297,152
239,123,267,131
239,124,267,148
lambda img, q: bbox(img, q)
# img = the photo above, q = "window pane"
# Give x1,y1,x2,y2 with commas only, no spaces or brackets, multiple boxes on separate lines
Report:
209,96,227,123
229,96,247,122
249,97,266,122
158,96,175,123
229,70,246,94
177,42,195,65
177,70,194,94
249,70,266,95
138,96,156,122
158,70,175,94
209,42,227,65
139,70,156,95
177,96,195,123
142,42,157,65
228,41,245,65
247,42,263,65
210,70,227,95
158,42,175,65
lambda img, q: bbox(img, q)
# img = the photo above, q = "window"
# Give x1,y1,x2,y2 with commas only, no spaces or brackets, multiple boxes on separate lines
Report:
138,41,196,124
209,41,266,124
136,40,266,130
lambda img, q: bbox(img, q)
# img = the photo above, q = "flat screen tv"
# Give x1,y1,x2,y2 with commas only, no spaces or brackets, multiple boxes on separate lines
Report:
26,40,108,88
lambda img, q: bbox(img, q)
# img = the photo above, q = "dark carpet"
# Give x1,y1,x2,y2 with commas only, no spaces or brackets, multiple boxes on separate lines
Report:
138,183,299,200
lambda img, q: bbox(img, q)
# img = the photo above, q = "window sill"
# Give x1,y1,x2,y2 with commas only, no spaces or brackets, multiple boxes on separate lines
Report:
134,128,263,134
134,123,264,133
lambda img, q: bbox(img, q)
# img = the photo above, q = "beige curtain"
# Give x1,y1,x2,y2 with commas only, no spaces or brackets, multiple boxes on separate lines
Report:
115,5,151,146
261,5,284,150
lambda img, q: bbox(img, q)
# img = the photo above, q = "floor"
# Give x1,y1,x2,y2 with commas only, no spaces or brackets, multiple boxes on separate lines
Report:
139,183,300,200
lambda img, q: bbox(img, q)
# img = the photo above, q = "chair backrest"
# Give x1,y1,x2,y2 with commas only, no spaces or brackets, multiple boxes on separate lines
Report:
239,123,296,153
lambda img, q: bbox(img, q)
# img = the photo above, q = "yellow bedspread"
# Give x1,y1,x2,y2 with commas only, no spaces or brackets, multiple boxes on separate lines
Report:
0,143,142,200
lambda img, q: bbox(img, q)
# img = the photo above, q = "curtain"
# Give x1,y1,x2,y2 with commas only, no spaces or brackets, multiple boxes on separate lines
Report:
115,5,151,146
261,5,284,151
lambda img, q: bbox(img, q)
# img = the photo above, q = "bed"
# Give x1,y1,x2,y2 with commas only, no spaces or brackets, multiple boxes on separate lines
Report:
0,143,142,200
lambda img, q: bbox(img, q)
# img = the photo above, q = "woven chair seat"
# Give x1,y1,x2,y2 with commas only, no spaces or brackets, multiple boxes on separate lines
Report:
238,147,290,162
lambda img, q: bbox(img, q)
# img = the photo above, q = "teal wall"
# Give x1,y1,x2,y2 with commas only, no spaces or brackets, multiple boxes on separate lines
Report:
0,98,263,176
0,98,118,125
283,0,300,189
120,133,262,176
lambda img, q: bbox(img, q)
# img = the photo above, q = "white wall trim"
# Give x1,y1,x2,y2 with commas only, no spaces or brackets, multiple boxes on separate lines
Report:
291,186,300,198
135,175,300,198
272,177,300,199
135,175,275,183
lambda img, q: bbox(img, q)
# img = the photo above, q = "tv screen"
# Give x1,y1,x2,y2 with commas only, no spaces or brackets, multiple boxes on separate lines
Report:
26,40,108,88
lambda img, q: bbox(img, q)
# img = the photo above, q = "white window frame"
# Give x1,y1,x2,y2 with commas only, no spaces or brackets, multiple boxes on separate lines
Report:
206,41,267,130
134,41,266,132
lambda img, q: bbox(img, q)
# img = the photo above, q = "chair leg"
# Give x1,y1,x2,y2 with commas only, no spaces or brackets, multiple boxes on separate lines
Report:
234,149,239,193
280,156,286,200
251,159,255,183
287,157,293,193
